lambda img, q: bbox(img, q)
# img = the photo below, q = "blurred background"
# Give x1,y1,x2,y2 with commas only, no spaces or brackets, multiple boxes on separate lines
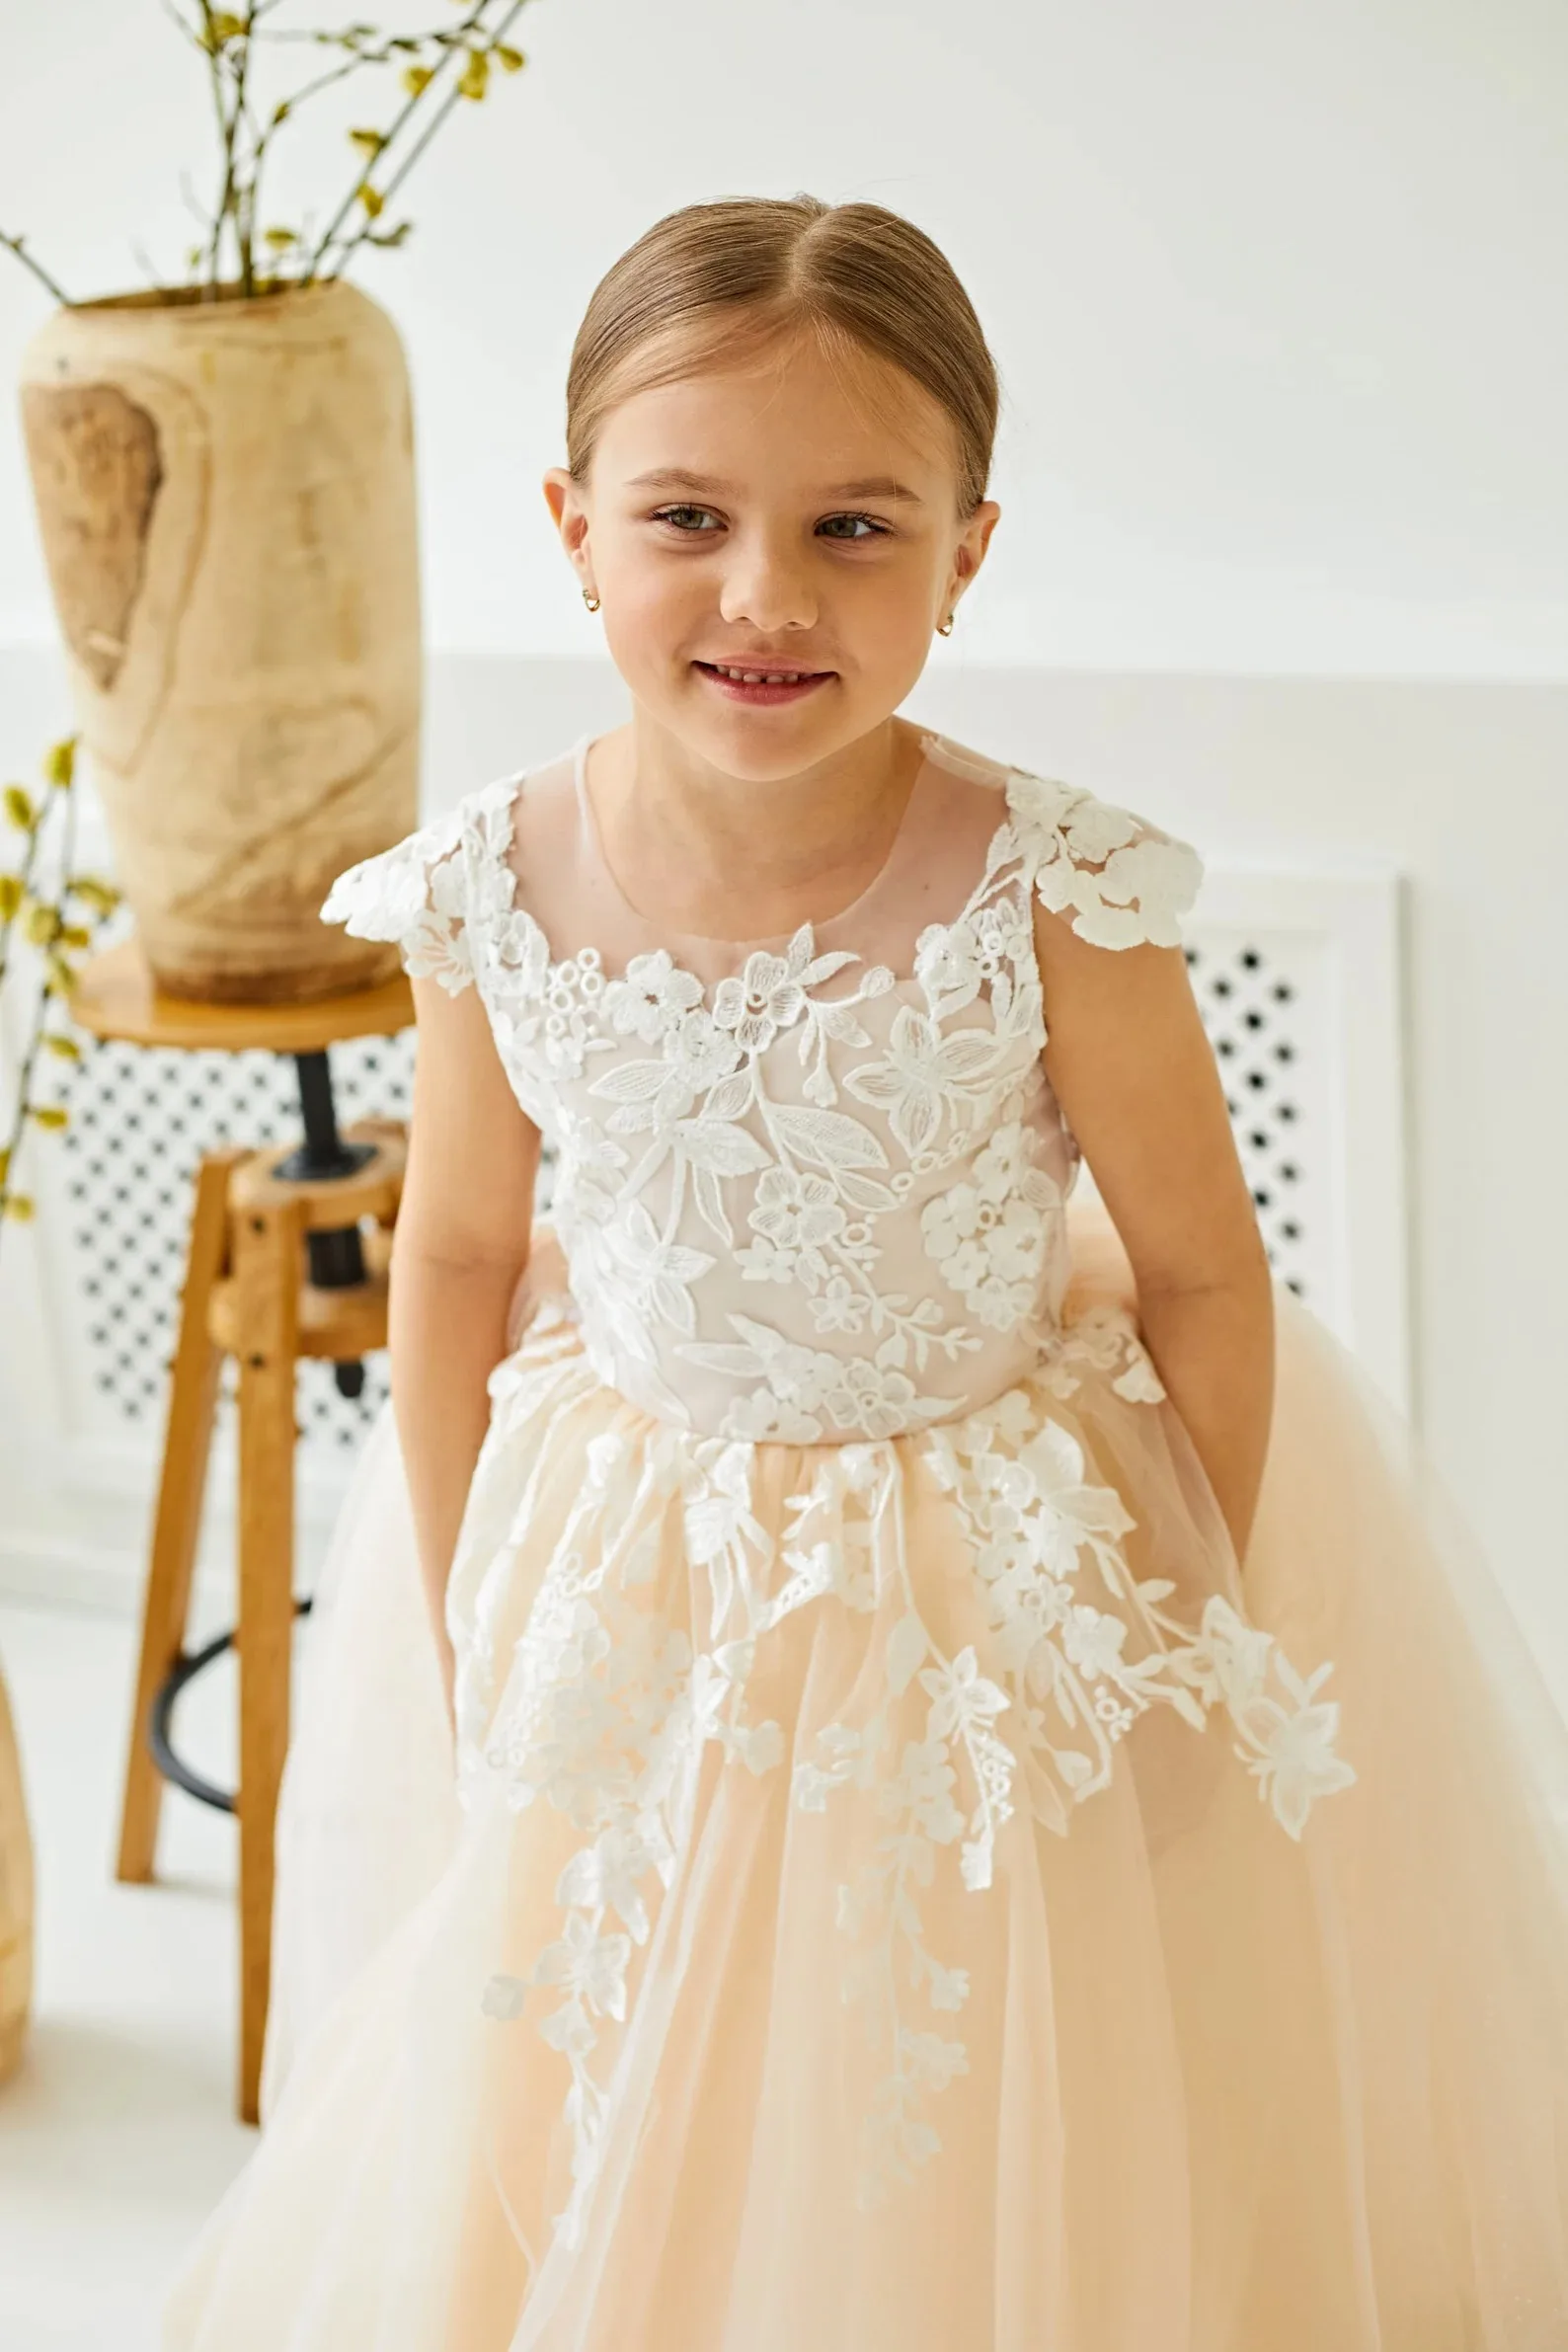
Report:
0,2,1563,2343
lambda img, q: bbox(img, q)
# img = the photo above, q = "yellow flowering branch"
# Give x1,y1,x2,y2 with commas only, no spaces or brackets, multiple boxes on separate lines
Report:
0,737,121,1252
2,4,539,308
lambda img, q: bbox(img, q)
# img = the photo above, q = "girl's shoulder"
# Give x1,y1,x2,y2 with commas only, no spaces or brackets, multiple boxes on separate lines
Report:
919,729,1205,952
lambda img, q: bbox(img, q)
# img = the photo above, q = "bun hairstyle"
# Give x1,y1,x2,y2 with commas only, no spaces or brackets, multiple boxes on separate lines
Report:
564,195,1001,519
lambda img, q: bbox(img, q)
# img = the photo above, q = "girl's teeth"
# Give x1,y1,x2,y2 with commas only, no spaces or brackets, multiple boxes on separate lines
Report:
712,664,817,684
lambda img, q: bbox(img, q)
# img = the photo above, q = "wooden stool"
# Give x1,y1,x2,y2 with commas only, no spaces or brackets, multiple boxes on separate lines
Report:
71,937,414,2122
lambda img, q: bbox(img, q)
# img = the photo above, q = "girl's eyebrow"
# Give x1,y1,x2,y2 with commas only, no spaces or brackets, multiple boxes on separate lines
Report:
625,466,925,504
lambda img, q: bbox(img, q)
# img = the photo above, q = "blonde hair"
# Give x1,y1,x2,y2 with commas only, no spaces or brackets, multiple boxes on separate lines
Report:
565,196,1001,518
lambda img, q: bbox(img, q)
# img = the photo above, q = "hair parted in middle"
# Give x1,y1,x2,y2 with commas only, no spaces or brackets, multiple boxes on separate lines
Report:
564,195,1002,520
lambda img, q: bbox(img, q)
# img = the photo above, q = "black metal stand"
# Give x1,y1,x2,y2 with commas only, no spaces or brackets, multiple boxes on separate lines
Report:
276,1049,378,1402
148,1598,314,1814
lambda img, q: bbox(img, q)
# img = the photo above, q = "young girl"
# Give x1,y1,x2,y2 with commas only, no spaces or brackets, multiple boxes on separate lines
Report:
165,196,1568,2349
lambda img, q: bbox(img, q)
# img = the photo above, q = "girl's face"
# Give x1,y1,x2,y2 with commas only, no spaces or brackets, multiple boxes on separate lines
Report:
543,329,1000,776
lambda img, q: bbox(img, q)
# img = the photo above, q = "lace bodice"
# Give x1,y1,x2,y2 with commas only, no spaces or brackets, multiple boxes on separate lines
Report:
322,730,1203,1442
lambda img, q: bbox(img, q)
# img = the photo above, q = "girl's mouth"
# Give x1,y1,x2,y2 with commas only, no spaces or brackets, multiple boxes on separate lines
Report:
693,661,835,706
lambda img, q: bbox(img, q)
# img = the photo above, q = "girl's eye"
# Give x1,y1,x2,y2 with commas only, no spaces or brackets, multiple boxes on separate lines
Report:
652,505,719,533
649,507,891,542
819,512,890,542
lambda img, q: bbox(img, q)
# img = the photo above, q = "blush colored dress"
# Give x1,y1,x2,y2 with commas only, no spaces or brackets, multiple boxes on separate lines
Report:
164,728,1568,2350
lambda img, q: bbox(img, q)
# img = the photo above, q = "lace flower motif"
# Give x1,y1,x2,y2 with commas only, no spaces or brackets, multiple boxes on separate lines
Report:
921,1123,1065,1330
1004,771,1203,950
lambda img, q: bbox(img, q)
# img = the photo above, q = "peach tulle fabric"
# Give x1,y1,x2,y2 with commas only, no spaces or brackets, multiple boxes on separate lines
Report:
163,737,1568,2350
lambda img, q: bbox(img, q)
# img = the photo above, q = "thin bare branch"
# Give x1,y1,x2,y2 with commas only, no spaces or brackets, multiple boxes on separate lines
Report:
318,1,528,279
0,232,72,307
157,0,207,47
146,3,537,301
301,11,499,275
130,240,172,294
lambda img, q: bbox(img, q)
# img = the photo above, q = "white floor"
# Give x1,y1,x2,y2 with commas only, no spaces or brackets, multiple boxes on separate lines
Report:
0,1598,255,2351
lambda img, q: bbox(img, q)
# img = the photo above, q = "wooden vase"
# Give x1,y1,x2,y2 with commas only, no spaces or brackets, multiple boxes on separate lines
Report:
18,278,422,1004
0,1665,33,2085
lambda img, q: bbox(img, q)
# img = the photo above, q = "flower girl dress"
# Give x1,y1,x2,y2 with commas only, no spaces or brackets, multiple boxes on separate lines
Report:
165,729,1568,2350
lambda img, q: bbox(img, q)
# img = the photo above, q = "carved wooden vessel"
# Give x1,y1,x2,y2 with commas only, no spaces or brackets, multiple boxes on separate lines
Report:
20,278,421,1002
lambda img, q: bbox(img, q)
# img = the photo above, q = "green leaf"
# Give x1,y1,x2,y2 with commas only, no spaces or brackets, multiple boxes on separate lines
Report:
3,784,38,831
197,11,247,52
457,47,489,100
43,734,77,788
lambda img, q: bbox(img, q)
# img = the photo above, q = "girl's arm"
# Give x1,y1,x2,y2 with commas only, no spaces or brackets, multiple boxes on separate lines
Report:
1035,906,1275,1561
389,972,541,1721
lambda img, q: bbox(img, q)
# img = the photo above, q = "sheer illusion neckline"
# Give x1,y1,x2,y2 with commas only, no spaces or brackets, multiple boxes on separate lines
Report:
568,727,945,952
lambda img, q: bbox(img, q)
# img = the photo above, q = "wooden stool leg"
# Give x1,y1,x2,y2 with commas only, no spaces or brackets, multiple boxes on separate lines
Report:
232,1196,301,2125
116,1148,246,1886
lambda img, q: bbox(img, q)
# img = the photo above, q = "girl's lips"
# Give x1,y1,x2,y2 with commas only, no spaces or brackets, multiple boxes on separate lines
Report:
694,661,834,706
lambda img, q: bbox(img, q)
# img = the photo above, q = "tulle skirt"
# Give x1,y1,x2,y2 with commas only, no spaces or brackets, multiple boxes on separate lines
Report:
166,1215,1568,2351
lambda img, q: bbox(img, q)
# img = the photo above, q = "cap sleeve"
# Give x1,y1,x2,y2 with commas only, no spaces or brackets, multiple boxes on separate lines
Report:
1004,769,1203,950
321,804,477,996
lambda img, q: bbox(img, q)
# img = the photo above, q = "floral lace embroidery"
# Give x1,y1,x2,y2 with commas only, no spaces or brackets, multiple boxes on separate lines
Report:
466,1407,786,2245
920,1121,1066,1331
919,1382,1359,1842
775,1365,1358,2203
318,737,1205,1443
1004,769,1204,951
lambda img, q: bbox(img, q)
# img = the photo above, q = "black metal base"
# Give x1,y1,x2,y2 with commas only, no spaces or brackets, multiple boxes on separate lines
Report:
149,1596,314,1815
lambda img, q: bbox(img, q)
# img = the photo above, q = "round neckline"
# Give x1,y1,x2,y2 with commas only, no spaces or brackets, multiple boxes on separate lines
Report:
569,727,940,952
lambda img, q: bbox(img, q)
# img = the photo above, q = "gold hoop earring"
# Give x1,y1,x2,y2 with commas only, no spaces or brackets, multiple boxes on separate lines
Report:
936,610,955,636
582,588,601,612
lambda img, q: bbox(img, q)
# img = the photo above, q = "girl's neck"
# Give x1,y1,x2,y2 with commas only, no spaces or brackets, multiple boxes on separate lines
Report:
582,714,928,942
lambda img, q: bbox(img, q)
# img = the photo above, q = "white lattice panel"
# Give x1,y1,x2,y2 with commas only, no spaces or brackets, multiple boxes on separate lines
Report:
1187,865,1410,1410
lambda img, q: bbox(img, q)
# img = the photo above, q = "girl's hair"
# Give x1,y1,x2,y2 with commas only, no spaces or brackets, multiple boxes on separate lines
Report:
565,196,1000,518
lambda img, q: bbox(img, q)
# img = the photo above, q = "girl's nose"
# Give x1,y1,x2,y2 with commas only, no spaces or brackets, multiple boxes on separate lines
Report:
716,541,820,636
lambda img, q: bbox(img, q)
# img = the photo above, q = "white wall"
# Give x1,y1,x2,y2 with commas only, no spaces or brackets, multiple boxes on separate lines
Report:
3,0,1565,671
2,7,1565,1678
